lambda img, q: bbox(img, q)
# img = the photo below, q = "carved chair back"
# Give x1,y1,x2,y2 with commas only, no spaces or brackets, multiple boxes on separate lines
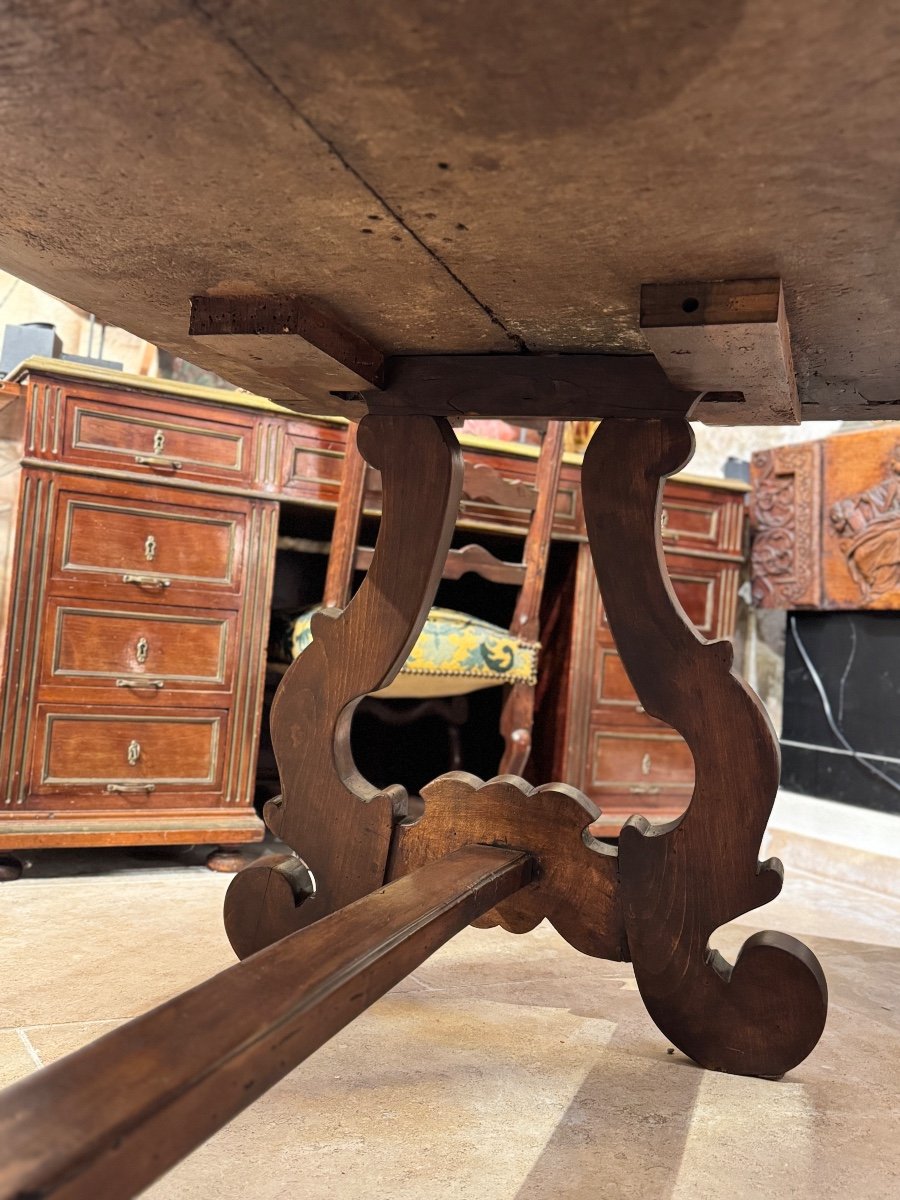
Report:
323,420,567,774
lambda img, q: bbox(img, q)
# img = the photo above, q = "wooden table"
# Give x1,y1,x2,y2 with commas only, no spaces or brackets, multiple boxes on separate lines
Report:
4,2,891,1190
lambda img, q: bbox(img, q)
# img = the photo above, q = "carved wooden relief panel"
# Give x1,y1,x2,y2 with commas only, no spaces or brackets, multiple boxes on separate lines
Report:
750,443,821,608
752,430,900,611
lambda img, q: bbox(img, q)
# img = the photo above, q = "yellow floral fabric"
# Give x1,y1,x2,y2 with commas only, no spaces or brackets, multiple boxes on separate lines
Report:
288,606,539,698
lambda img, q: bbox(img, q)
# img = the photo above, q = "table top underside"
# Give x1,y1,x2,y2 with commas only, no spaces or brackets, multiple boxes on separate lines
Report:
0,0,897,423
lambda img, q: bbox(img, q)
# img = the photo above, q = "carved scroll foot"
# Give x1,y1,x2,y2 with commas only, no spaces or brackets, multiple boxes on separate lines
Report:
225,415,463,959
583,415,827,1077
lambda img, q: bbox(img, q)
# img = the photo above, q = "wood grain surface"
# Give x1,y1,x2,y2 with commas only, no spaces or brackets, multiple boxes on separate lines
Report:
390,772,626,961
582,415,827,1076
0,371,275,849
0,846,531,1200
0,2,896,419
640,279,799,425
499,419,567,773
224,414,463,958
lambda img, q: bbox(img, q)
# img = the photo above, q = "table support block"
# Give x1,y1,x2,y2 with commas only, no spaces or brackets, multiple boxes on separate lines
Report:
582,414,827,1077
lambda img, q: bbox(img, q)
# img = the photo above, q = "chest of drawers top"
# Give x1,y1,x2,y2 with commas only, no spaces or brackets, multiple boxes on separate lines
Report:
1,359,290,494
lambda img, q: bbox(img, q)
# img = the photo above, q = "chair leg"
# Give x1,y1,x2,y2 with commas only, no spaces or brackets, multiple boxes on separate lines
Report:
446,706,465,771
498,681,535,776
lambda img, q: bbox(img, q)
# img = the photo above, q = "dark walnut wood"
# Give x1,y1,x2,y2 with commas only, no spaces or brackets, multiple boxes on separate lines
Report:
534,477,747,831
357,541,527,586
310,414,566,785
582,416,827,1077
224,414,464,958
462,460,538,511
499,420,566,774
278,414,586,541
358,353,698,421
389,772,626,961
0,845,531,1200
430,543,526,587
322,419,368,609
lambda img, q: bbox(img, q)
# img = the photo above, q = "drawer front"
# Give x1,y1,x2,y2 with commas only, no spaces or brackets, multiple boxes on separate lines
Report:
30,707,225,800
588,728,694,795
594,646,644,714
660,483,745,557
50,479,247,601
280,423,347,502
60,390,255,485
42,600,235,693
600,558,730,641
279,422,583,538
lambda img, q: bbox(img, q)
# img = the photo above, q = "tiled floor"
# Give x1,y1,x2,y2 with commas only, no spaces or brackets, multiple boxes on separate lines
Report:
1,802,899,1199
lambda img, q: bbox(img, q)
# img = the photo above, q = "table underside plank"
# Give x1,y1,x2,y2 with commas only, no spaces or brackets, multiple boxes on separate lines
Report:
0,845,532,1200
0,2,897,419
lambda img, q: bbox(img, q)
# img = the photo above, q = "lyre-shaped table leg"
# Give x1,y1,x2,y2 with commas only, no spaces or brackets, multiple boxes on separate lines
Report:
582,416,827,1077
225,415,463,958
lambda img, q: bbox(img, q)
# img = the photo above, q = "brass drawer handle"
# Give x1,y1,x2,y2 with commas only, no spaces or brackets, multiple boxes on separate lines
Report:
660,509,680,540
106,783,156,794
134,455,182,471
629,784,661,795
122,574,171,589
116,678,165,690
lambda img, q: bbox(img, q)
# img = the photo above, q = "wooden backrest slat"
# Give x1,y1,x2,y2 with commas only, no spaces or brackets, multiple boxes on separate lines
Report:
356,542,526,587
461,460,538,512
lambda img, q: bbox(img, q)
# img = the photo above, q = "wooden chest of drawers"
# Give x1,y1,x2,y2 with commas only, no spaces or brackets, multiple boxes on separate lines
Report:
0,365,278,851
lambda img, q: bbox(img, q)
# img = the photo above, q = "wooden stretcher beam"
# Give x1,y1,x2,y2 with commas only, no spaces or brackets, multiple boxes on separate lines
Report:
0,845,532,1200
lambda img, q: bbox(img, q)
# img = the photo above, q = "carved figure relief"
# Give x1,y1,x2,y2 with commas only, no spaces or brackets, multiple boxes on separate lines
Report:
828,443,900,601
